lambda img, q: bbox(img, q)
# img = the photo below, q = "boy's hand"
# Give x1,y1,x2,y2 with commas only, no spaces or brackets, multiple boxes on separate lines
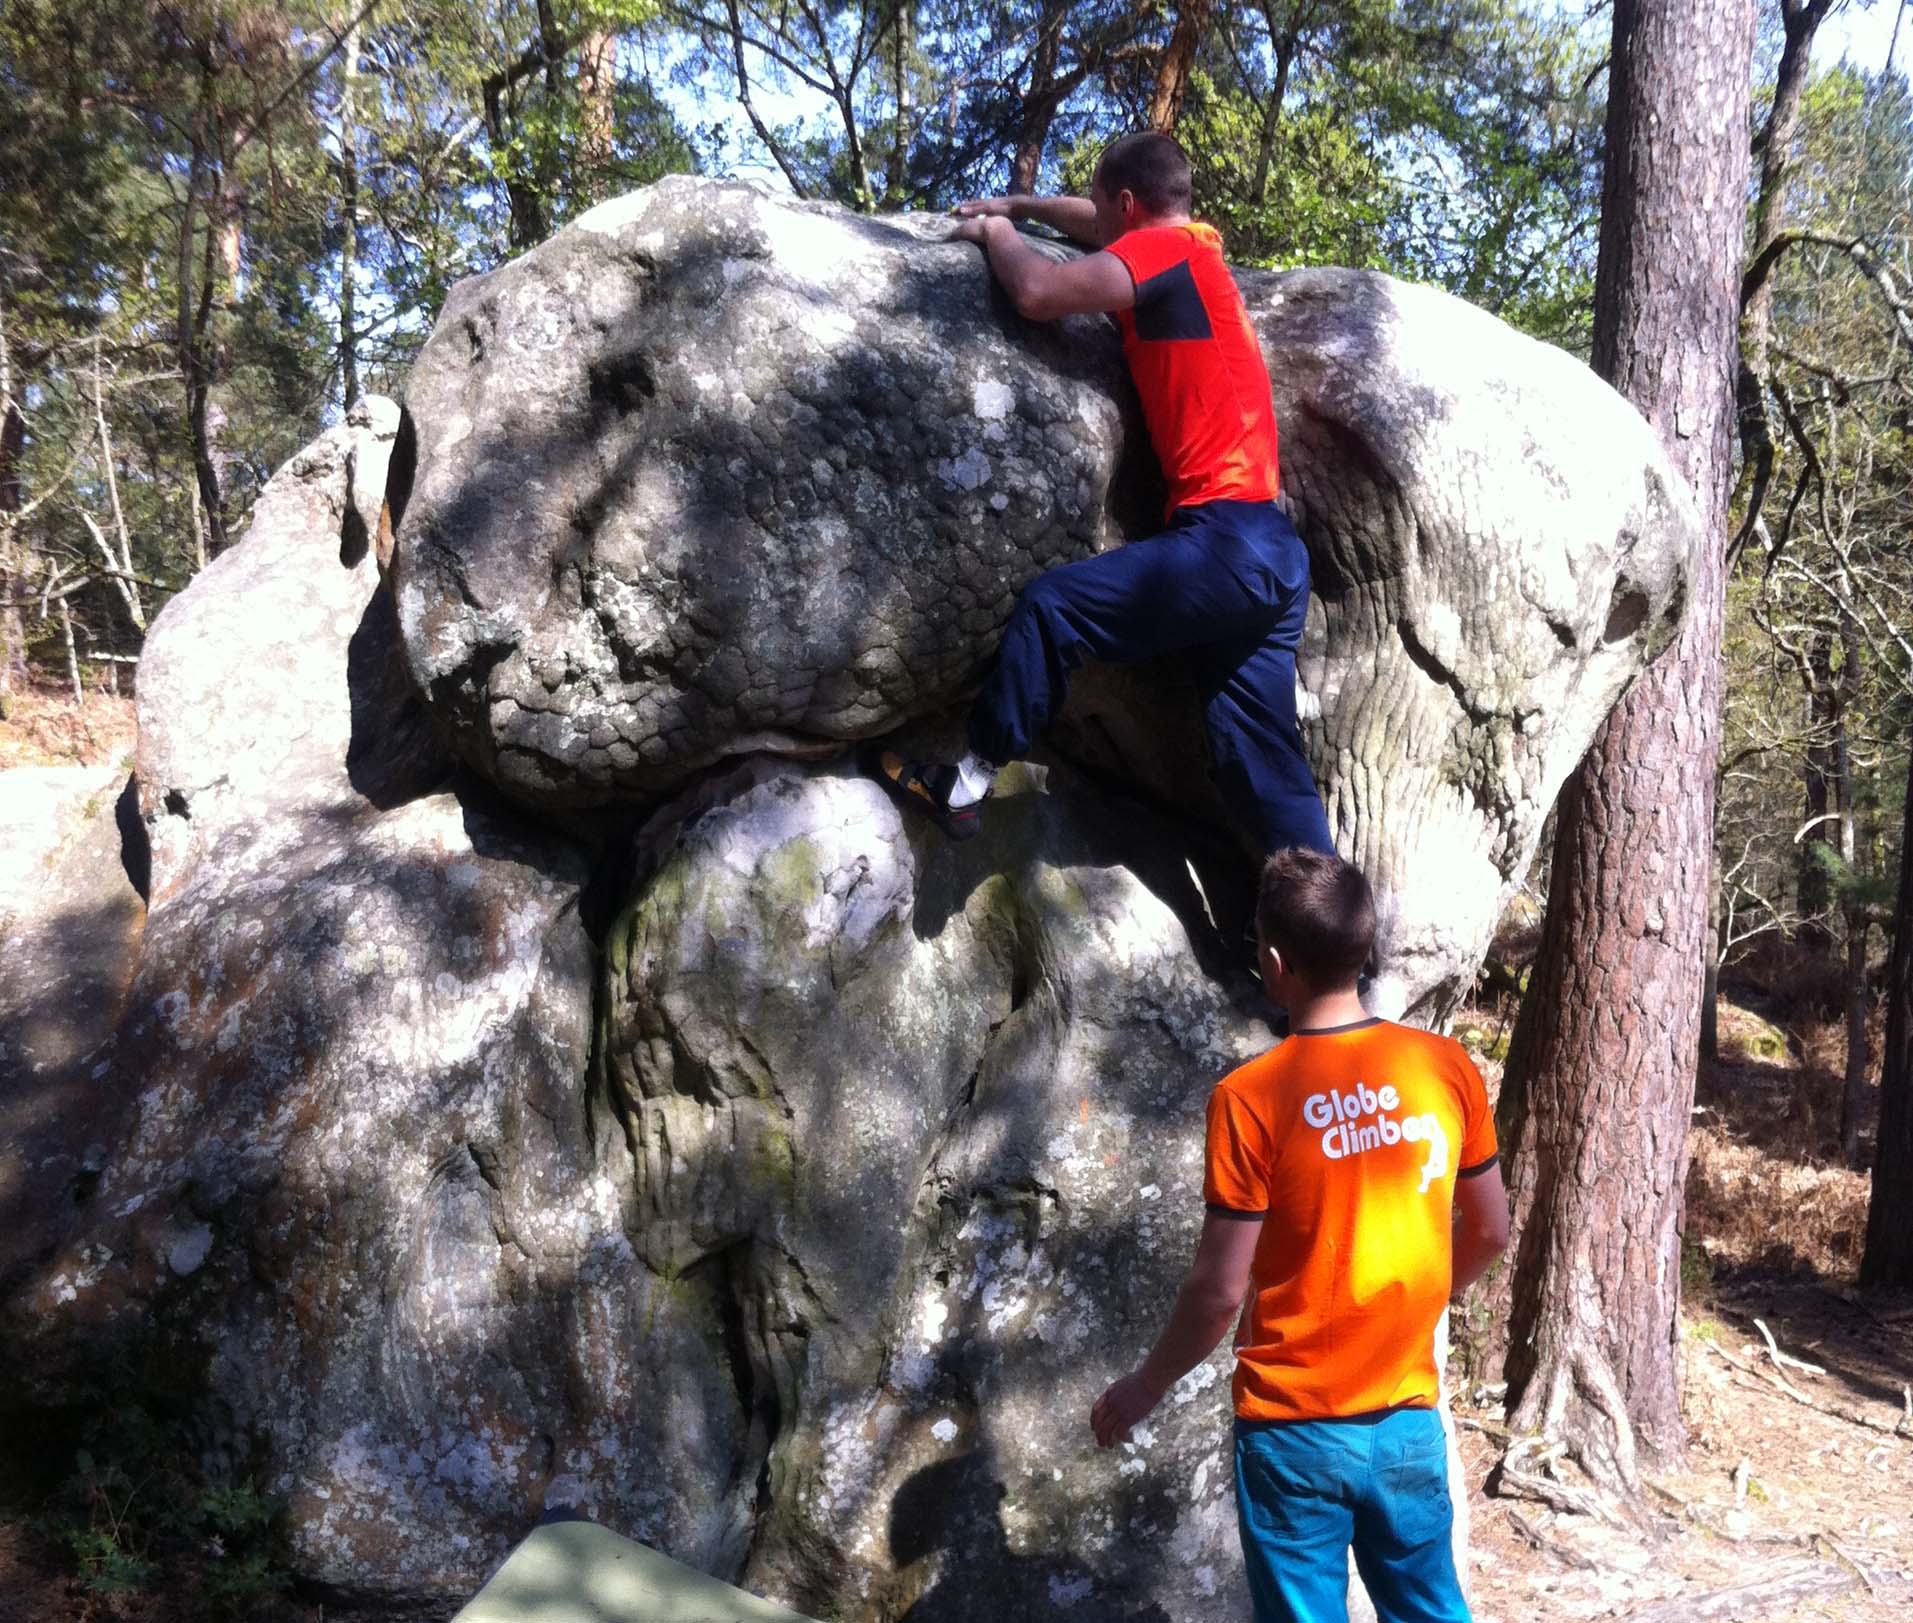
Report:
1091,1371,1164,1448
947,215,994,246
954,196,1019,219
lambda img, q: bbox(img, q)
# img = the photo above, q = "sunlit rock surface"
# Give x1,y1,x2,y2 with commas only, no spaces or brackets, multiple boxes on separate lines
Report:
5,177,1700,1611
1,406,640,1594
392,175,1700,1018
597,760,1265,1617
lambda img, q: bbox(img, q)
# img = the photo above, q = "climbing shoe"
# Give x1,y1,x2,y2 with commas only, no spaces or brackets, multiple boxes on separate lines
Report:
862,746,987,841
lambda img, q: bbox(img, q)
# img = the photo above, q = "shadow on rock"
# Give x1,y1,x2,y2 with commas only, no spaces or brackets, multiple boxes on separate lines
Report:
892,1448,1174,1623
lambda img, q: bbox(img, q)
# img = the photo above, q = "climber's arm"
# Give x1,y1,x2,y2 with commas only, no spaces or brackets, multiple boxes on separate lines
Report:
950,214,1135,322
956,194,1103,248
1089,1208,1262,1447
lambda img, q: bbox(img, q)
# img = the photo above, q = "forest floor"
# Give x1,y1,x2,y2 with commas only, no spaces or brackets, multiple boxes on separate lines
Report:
1453,989,1913,1623
0,678,137,772
1,685,1908,1619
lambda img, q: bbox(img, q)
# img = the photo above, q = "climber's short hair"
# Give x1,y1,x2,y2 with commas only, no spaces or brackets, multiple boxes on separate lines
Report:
1256,847,1375,987
1095,132,1193,218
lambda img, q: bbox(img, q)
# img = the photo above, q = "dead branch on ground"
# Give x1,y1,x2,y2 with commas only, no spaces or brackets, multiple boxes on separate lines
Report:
1700,1339,1912,1440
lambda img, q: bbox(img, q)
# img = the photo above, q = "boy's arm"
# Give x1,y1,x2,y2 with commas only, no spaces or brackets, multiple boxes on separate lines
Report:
956,193,1103,247
1451,1160,1509,1293
1091,1209,1262,1448
949,214,1135,323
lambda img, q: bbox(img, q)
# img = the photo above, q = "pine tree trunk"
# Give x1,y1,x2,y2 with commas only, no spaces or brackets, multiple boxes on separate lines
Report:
1861,745,1913,1286
886,1,914,205
59,595,82,708
1841,915,1870,1165
1700,862,1721,1062
579,27,617,194
1836,649,1869,1167
1010,4,1067,194
0,297,23,721
1148,0,1214,132
1497,0,1752,1485
1798,629,1836,953
1248,31,1297,209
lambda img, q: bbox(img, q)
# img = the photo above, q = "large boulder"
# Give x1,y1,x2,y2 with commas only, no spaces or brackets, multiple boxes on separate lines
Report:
0,765,144,1291
390,175,1700,1018
7,179,1696,1614
596,759,1267,1618
134,393,443,897
389,181,1139,807
2,404,651,1596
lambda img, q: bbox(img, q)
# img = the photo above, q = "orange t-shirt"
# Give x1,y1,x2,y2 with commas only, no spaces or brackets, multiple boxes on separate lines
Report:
1104,222,1281,517
1203,1018,1498,1423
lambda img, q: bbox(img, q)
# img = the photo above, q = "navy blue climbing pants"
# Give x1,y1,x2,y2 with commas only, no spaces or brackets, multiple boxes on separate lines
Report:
968,498,1334,858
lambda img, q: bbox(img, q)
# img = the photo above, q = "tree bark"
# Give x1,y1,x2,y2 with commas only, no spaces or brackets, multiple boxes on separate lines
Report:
1841,913,1870,1165
175,117,220,560
885,0,914,204
1797,628,1836,951
88,337,145,636
187,184,228,556
1497,0,1752,1485
59,594,82,708
1861,744,1913,1286
1248,17,1300,208
1010,3,1069,194
487,11,573,248
0,293,24,719
1836,612,1868,1166
578,25,617,193
1700,861,1722,1062
1148,0,1214,133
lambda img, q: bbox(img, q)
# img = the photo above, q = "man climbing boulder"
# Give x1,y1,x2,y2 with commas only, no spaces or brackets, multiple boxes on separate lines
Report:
867,132,1333,860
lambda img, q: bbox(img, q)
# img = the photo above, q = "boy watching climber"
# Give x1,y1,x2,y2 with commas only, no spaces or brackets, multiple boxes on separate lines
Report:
867,133,1333,861
1092,848,1509,1623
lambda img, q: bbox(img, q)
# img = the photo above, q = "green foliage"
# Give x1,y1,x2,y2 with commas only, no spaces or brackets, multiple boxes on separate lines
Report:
7,1339,294,1615
1719,55,1912,968
1156,0,1605,343
36,1385,292,1615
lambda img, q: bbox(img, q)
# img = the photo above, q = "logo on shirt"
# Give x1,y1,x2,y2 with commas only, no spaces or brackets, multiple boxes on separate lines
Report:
1302,1084,1449,1194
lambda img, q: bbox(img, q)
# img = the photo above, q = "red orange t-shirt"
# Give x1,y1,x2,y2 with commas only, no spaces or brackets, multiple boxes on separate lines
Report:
1203,1018,1498,1423
1104,222,1281,517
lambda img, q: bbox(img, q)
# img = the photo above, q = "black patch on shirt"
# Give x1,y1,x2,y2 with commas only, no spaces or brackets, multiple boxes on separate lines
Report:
1133,259,1213,342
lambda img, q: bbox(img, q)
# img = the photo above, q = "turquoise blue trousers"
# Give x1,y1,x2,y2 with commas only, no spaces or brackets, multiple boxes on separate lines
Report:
1234,1409,1470,1623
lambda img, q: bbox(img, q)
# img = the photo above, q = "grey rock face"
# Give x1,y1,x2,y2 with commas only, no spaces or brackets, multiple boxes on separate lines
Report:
4,407,656,1594
1273,270,1690,1017
133,393,447,898
391,179,1136,809
597,760,1268,1619
393,176,1698,1019
0,766,144,1292
16,785,614,1598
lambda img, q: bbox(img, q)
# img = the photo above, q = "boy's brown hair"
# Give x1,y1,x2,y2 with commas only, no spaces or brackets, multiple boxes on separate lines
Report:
1256,847,1375,987
1095,132,1194,218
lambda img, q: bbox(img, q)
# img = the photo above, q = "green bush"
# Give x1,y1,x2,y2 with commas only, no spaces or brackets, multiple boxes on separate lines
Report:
30,1372,292,1615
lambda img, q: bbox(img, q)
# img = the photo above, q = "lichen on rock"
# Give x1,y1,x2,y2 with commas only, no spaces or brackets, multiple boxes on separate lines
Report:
391,176,1700,1019
5,175,1702,1616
